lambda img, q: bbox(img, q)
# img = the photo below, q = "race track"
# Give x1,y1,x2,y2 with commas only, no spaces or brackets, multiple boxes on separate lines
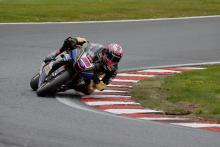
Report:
0,16,220,147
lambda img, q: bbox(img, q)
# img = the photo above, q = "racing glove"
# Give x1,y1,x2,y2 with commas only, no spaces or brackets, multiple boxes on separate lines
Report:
76,37,87,46
44,49,61,63
63,37,77,50
95,81,106,91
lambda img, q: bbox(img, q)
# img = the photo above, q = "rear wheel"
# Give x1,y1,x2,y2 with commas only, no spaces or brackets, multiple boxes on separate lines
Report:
36,71,71,97
30,73,39,91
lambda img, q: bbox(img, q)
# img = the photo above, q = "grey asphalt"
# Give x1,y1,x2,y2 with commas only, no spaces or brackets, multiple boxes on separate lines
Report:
0,17,220,147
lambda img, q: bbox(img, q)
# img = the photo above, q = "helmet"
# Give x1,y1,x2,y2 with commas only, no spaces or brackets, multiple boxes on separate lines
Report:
103,43,123,66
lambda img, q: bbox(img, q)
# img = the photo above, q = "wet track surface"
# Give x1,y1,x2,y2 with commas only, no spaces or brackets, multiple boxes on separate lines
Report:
0,17,220,147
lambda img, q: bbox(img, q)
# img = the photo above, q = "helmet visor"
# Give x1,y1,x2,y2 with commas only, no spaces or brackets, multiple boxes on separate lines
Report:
107,52,121,63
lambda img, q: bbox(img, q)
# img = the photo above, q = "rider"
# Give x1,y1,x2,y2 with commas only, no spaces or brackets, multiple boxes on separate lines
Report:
44,36,123,94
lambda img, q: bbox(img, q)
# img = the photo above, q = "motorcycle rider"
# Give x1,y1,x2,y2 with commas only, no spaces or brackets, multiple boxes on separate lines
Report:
44,36,123,94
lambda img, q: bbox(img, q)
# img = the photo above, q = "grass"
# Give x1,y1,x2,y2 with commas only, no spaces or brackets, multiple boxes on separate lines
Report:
0,0,220,22
130,65,220,122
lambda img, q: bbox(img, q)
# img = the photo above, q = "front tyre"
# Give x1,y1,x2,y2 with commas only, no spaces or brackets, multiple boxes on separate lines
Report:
36,71,71,97
30,73,40,91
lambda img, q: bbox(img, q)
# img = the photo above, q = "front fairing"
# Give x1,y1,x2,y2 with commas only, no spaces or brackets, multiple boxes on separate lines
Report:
38,62,50,87
38,52,68,88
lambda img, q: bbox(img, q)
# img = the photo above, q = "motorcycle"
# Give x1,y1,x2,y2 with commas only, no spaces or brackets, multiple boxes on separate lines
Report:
30,42,102,96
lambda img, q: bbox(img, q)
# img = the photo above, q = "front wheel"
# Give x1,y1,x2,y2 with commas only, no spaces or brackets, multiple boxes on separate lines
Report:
30,73,39,91
36,71,71,97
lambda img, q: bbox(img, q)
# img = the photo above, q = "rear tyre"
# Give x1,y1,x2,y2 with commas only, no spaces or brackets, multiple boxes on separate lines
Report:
36,71,71,97
30,73,39,91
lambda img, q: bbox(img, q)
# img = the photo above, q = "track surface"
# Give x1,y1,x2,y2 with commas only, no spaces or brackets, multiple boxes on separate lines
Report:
0,17,220,147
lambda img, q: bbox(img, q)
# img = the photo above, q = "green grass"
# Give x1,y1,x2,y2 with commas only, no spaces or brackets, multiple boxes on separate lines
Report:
130,65,220,121
1,0,220,22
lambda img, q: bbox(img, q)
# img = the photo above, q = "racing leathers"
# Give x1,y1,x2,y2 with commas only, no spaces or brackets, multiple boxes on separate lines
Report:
44,37,118,94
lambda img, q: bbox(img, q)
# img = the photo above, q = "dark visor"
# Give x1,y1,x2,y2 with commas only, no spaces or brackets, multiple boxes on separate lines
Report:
107,53,120,63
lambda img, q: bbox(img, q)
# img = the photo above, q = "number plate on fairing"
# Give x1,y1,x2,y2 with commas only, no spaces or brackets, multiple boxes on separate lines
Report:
78,53,94,71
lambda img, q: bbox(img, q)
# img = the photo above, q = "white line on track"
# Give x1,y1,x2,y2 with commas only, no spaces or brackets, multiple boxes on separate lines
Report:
171,123,220,128
117,73,154,77
56,97,140,121
94,89,128,93
85,101,140,106
120,61,220,72
0,15,220,25
82,95,131,98
174,67,206,70
56,97,151,124
140,117,187,121
56,97,104,114
139,69,181,73
112,79,139,83
107,84,132,88
105,109,162,114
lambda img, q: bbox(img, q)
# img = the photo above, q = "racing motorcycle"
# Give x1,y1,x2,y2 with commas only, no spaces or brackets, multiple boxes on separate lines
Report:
30,42,102,96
